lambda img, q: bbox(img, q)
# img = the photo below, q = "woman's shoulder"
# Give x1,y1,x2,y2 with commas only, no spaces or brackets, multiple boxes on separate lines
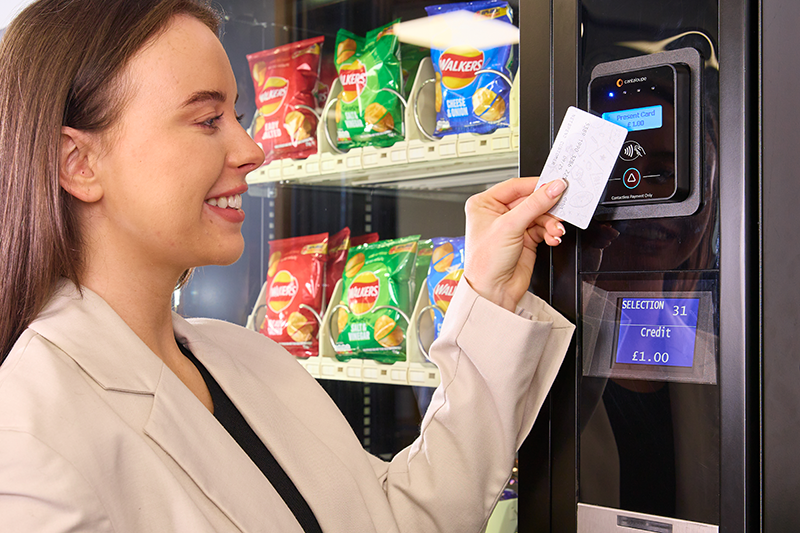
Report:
180,316,287,357
0,328,118,441
176,316,309,376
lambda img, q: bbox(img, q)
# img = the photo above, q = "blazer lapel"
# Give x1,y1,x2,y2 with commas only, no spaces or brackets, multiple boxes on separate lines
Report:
30,281,304,533
174,317,384,533
143,365,304,533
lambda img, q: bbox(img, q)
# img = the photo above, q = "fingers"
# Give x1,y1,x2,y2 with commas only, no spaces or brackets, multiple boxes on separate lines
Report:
527,224,564,247
479,176,542,206
503,179,567,234
533,214,566,239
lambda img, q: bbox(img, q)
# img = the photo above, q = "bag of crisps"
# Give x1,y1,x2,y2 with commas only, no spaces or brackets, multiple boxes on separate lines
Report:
350,232,380,247
414,239,433,303
425,1,514,136
427,236,465,340
334,235,419,363
314,50,338,113
260,233,328,358
334,21,404,151
400,43,430,96
247,36,324,164
324,227,350,308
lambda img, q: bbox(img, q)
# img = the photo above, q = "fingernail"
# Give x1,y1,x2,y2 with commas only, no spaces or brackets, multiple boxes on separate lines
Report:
547,179,567,198
557,223,566,236
553,235,562,245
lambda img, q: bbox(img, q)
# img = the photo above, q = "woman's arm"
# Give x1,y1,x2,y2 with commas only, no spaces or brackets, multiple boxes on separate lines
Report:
366,177,574,533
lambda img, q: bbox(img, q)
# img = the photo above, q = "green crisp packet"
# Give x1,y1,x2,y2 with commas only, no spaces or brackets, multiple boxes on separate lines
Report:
400,43,430,96
334,21,404,151
334,235,419,363
414,239,433,303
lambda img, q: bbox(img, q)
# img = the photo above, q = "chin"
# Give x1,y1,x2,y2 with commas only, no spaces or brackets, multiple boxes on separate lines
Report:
206,239,246,267
218,247,245,266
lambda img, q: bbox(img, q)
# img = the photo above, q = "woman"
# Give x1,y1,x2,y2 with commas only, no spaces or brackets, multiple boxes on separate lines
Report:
0,1,573,531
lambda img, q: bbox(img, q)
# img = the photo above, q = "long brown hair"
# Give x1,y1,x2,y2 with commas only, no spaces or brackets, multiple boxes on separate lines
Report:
0,0,220,362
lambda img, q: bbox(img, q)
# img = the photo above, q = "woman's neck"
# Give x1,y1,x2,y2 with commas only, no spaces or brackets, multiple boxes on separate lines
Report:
79,265,182,364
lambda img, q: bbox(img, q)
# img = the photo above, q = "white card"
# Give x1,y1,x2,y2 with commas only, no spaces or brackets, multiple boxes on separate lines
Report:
535,106,628,229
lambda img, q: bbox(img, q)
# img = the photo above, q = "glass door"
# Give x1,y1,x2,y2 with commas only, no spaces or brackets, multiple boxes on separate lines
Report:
176,1,523,531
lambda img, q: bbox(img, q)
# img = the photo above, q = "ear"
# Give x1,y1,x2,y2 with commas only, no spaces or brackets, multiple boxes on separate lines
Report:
59,126,103,203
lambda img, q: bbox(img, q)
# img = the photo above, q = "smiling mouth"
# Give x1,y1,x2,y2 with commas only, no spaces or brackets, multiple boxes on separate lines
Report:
205,193,242,210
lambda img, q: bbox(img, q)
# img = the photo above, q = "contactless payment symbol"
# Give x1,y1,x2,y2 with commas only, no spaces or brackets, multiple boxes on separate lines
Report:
620,140,646,161
623,168,642,189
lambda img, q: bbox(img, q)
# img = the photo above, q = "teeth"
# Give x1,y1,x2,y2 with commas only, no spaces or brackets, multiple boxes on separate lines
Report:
206,193,242,210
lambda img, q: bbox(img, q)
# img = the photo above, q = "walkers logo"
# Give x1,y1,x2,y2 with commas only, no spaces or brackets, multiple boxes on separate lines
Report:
433,270,462,312
267,270,299,313
348,271,380,315
339,60,368,103
258,77,289,116
439,47,485,90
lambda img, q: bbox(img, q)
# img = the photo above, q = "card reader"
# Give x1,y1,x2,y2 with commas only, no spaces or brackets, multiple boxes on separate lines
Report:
588,48,702,220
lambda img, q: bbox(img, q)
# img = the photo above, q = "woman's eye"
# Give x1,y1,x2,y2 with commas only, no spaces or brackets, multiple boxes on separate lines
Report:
201,114,223,129
236,112,245,124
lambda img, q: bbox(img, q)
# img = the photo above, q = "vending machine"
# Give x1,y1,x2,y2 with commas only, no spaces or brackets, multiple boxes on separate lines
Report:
175,0,799,531
517,0,799,531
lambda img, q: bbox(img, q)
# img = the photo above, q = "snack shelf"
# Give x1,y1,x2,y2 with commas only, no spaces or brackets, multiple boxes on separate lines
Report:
247,278,441,388
246,58,520,191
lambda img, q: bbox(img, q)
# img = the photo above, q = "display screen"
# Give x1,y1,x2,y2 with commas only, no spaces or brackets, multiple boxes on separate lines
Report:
602,105,663,132
614,297,700,367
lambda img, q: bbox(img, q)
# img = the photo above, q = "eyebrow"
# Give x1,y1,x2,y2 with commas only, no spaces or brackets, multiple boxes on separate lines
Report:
180,90,240,107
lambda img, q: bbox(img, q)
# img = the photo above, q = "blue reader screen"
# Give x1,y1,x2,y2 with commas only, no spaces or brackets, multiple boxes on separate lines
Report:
614,297,700,367
602,105,663,132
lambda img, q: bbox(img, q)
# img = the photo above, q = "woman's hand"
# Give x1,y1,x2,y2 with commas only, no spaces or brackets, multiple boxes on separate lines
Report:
463,177,567,312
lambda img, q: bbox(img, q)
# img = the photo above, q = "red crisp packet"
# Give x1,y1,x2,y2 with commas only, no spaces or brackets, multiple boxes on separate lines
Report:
261,233,328,358
247,36,324,165
350,232,379,247
325,227,351,308
314,51,338,113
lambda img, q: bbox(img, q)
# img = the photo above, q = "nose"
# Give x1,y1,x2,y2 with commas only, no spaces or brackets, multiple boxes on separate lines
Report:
230,120,266,173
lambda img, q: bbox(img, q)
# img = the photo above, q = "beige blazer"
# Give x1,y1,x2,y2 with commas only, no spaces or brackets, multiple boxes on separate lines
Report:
0,279,573,533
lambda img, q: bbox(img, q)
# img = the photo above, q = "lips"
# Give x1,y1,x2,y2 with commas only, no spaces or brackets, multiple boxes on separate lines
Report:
204,191,245,223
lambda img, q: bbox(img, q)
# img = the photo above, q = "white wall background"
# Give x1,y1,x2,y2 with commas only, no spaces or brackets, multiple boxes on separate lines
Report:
0,0,35,30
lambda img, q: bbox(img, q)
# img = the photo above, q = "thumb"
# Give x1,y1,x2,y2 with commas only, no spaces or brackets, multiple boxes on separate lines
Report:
504,179,567,233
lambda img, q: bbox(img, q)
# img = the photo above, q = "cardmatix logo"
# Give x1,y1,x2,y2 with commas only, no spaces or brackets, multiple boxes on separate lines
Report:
339,61,368,103
348,271,380,315
258,77,289,116
440,47,485,90
268,270,298,313
433,270,463,312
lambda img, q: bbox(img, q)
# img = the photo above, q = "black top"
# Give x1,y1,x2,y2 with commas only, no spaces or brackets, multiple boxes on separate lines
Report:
178,342,323,533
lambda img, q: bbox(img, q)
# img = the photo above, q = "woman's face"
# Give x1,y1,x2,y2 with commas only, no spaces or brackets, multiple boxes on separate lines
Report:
89,14,264,279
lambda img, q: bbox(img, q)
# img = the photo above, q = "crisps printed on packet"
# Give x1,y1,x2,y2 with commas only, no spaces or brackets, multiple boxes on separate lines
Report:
247,36,324,164
335,235,420,364
260,233,328,358
425,1,514,136
427,236,465,340
334,21,404,151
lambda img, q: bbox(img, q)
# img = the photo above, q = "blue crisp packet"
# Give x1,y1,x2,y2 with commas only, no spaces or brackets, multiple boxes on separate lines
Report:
425,1,514,136
426,236,465,339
